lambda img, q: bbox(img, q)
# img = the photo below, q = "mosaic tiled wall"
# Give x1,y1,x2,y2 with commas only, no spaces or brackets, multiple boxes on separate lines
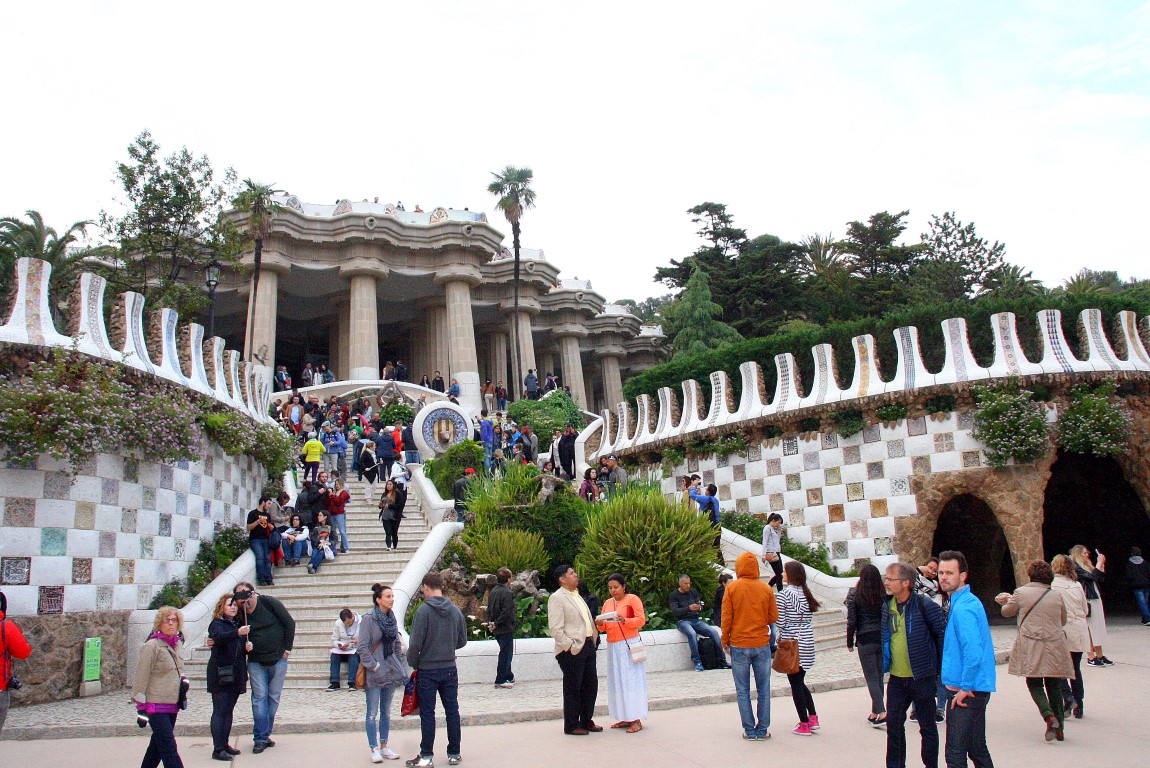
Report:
659,409,1043,574
0,447,266,616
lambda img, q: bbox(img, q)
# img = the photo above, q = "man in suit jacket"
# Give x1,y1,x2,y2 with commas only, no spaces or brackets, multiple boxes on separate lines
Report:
547,564,602,736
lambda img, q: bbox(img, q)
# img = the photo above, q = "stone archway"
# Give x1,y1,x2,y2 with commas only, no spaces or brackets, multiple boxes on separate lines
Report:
931,494,1016,615
893,454,1055,589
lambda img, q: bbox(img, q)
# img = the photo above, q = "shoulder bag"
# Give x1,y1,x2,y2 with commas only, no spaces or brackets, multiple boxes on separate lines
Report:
772,637,800,674
354,637,384,689
608,598,647,663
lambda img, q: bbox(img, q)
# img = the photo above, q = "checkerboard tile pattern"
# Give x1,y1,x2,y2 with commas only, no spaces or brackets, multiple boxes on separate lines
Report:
661,412,984,573
0,447,266,616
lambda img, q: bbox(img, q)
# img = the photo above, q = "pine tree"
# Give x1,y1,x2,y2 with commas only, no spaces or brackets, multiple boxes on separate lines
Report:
670,267,743,358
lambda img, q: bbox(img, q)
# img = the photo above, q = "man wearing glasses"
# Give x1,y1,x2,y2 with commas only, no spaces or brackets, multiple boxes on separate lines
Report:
232,582,295,754
882,562,946,768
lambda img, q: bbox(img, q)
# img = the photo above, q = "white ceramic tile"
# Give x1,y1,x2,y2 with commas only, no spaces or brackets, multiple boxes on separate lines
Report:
31,556,72,585
67,529,100,557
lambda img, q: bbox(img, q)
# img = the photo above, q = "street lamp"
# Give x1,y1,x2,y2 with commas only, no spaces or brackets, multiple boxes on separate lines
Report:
205,257,222,339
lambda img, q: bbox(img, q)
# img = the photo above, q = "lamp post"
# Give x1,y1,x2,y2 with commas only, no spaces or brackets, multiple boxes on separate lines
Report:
205,257,222,339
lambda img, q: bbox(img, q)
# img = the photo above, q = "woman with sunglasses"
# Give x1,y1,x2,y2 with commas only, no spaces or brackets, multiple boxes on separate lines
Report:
132,606,189,767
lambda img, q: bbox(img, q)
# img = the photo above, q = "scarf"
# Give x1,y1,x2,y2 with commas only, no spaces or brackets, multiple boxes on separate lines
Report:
373,606,397,658
149,631,179,649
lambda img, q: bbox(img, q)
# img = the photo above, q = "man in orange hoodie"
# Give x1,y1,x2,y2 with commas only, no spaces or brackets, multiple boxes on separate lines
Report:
1,590,33,737
722,552,779,741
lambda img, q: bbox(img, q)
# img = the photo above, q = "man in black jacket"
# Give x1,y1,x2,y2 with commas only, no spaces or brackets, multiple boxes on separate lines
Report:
670,574,728,671
882,562,947,768
556,425,577,479
1127,546,1150,625
233,582,295,754
488,568,517,688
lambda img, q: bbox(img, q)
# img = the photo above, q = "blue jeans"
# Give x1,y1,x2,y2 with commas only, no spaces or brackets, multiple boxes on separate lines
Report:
495,633,515,685
887,675,939,768
944,690,993,768
1133,587,1150,622
141,711,183,768
309,546,330,570
730,645,771,737
332,514,349,551
416,666,461,757
248,657,289,744
330,652,360,685
365,685,398,749
249,538,272,584
285,539,306,561
406,450,419,464
676,618,723,666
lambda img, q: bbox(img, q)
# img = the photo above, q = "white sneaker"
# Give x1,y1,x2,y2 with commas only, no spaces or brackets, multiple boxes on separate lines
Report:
380,746,400,760
372,747,385,764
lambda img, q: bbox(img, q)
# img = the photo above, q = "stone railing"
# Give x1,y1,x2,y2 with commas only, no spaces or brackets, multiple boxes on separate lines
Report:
0,257,272,423
578,308,1150,465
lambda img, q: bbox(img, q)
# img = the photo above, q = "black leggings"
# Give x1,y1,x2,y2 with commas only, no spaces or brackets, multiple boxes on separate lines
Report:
788,670,817,723
1060,651,1084,706
210,689,242,751
383,518,400,549
767,557,784,590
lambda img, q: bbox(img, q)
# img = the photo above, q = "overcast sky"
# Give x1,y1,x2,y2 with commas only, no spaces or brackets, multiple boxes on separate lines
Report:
2,1,1147,305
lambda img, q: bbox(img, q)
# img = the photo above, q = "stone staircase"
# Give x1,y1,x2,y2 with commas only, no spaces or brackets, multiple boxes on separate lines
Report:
186,474,436,689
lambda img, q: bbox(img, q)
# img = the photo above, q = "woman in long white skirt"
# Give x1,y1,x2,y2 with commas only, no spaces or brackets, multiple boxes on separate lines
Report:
595,573,648,733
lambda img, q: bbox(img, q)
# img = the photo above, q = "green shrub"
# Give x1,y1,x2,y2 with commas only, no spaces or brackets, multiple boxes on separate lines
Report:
720,510,765,541
437,534,474,571
424,440,485,498
832,409,866,437
765,425,782,439
465,463,587,578
377,401,415,426
781,537,840,576
1057,382,1131,458
210,525,250,570
922,396,954,415
660,445,686,476
472,528,550,575
973,380,1050,468
506,391,584,450
251,422,299,479
877,403,909,421
149,579,188,610
576,484,719,610
201,411,255,455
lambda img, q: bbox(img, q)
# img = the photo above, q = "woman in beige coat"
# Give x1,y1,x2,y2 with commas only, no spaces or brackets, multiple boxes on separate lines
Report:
131,606,188,767
1051,554,1089,719
995,560,1074,743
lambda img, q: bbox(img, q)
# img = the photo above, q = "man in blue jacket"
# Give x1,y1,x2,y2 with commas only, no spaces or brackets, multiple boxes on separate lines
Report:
882,562,947,768
938,550,996,768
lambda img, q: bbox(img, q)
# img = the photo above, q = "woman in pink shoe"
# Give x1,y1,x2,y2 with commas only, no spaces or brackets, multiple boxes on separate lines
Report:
778,561,820,735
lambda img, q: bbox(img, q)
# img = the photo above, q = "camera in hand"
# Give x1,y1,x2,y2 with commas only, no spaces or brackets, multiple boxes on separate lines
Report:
7,675,21,691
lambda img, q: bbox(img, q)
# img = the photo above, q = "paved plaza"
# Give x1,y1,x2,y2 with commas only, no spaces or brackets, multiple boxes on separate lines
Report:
3,620,1146,766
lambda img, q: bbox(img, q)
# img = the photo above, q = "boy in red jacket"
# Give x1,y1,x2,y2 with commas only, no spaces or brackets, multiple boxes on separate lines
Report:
1,590,33,737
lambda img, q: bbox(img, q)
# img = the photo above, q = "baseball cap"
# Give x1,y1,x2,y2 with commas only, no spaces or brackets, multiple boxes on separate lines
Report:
464,468,476,475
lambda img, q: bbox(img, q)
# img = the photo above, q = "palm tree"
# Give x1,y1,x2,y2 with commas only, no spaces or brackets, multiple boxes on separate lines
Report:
233,180,282,357
798,233,843,278
0,210,106,324
487,167,536,398
976,264,1045,300
1059,269,1110,299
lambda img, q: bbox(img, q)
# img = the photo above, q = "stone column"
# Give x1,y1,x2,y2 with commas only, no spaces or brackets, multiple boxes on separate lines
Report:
245,265,284,384
513,311,537,396
442,278,482,412
539,350,556,379
489,330,509,392
432,304,449,378
557,333,588,408
599,352,625,410
334,300,351,381
339,260,388,381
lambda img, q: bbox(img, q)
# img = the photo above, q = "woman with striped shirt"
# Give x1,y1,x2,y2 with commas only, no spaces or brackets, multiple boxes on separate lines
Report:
778,560,820,736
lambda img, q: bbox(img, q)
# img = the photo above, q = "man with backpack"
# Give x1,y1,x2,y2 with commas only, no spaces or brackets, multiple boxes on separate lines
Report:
670,575,729,671
689,480,723,560
882,562,947,768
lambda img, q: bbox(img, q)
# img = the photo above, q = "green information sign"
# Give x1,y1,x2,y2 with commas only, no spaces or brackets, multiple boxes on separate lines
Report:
83,637,102,682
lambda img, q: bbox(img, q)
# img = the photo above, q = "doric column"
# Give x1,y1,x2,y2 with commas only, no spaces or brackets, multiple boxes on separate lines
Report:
556,332,588,408
488,330,509,393
340,256,388,381
599,351,625,411
436,267,483,412
539,350,556,379
244,257,289,384
514,311,537,393
333,299,350,381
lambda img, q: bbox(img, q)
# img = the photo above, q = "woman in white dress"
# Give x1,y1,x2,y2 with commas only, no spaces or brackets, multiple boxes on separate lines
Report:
595,573,648,733
1070,545,1111,666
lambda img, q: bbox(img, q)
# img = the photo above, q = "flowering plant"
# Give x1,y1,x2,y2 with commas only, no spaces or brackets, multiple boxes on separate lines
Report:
1056,381,1131,458
972,380,1050,468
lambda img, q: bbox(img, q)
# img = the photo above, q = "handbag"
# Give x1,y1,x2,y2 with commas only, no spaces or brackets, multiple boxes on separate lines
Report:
354,637,384,689
321,542,335,561
607,598,647,664
400,671,419,716
771,637,801,674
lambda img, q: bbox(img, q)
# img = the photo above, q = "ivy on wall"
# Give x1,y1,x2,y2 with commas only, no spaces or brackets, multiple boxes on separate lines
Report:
1056,382,1131,458
0,349,295,479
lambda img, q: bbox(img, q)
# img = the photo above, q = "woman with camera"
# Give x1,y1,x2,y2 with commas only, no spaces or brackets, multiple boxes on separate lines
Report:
207,595,252,761
0,589,31,738
132,606,189,768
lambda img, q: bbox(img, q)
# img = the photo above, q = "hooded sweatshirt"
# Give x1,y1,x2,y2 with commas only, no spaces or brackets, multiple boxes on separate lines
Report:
408,595,468,670
1126,555,1150,589
721,552,779,649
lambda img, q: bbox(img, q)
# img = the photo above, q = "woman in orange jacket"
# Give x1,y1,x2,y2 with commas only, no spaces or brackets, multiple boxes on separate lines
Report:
595,573,648,733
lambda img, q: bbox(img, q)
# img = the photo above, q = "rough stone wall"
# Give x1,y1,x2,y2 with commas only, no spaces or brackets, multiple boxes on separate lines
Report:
894,451,1056,586
1115,395,1150,520
6,610,130,706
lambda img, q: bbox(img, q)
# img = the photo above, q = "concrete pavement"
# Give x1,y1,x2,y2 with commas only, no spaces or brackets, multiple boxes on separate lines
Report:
2,619,1147,765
